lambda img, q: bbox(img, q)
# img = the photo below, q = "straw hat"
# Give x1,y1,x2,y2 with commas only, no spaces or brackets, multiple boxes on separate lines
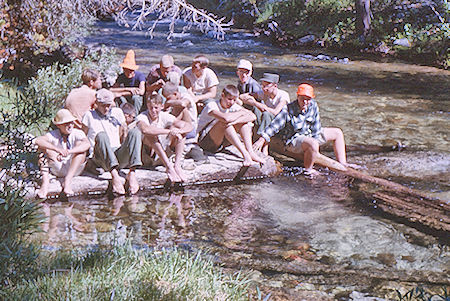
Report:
296,84,315,98
120,50,139,70
52,109,77,125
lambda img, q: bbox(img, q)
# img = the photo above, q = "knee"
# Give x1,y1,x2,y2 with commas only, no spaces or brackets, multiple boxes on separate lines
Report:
128,127,142,140
95,131,109,144
304,139,319,154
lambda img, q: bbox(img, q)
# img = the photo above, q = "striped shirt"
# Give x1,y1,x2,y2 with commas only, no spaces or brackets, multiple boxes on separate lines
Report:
261,99,322,145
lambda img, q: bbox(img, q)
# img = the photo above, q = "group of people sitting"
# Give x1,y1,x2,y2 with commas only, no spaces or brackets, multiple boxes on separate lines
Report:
35,50,354,199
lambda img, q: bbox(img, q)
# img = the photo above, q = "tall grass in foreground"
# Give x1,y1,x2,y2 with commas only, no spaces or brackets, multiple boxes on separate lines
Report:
1,243,250,301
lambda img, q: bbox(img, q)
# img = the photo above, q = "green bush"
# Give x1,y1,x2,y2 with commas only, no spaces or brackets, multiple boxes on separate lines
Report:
25,46,120,122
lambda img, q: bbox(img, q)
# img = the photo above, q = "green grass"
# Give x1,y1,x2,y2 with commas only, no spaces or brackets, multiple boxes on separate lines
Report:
1,243,250,300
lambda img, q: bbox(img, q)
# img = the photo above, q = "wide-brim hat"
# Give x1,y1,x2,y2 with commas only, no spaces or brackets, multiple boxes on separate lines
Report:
96,88,115,105
237,59,252,71
52,109,77,125
120,49,139,70
296,84,315,98
260,73,279,84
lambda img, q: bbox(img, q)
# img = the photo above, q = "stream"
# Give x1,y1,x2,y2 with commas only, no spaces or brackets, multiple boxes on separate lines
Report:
32,20,449,300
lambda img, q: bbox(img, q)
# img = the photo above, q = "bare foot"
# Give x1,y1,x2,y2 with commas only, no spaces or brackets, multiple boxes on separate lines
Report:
126,172,140,194
343,162,362,169
243,158,253,167
63,186,74,196
304,168,319,178
112,177,126,195
249,151,265,165
174,165,187,182
167,166,182,182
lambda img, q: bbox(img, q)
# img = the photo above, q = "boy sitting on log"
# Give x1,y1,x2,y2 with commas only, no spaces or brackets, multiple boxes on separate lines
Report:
137,93,193,183
253,83,356,176
35,109,90,198
196,85,264,166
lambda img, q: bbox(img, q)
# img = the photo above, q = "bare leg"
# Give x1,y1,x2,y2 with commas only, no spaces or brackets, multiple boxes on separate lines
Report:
301,137,320,172
144,136,181,182
63,152,86,195
323,127,346,164
223,125,253,166
37,150,56,199
239,122,264,164
126,168,139,194
172,135,187,182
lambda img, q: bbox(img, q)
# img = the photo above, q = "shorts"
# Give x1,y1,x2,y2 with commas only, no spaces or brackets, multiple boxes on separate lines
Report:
285,132,326,154
48,157,86,178
199,132,221,153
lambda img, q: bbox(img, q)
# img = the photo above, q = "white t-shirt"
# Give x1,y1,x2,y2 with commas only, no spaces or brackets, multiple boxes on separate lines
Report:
183,67,219,95
197,99,242,137
82,108,125,150
262,88,290,109
44,128,87,163
137,110,177,149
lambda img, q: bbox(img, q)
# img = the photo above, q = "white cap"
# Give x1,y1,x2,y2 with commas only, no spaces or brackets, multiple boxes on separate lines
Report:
237,59,252,71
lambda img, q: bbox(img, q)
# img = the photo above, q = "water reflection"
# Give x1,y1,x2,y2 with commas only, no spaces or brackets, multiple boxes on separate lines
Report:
33,178,449,274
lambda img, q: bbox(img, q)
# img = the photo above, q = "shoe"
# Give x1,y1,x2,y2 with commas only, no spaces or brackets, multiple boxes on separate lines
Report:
186,145,208,164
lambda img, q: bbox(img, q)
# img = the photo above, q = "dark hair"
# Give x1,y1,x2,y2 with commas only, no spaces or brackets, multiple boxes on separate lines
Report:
146,93,164,106
162,82,178,97
222,85,239,98
121,103,135,116
81,68,101,85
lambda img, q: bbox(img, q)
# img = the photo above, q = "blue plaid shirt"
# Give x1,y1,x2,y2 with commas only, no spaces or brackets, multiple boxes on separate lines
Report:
261,99,322,145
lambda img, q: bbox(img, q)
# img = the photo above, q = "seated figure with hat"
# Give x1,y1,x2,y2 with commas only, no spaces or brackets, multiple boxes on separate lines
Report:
248,72,290,155
35,109,91,198
82,89,143,195
110,50,146,115
253,83,356,176
145,54,183,95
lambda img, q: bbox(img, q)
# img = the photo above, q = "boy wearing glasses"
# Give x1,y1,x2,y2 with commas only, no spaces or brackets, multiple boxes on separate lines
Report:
35,109,90,198
182,55,219,108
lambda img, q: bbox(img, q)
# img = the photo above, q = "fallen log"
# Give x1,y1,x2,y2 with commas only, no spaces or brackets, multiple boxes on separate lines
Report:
273,147,449,233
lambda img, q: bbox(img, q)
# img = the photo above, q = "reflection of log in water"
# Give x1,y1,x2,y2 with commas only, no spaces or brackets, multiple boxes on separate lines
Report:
274,147,449,234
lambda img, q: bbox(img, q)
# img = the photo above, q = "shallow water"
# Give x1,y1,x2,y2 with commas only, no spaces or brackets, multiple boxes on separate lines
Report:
32,20,450,296
35,177,448,274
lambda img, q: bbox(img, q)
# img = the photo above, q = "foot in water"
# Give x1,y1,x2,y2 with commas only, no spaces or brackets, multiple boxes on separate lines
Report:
304,168,319,178
343,162,362,169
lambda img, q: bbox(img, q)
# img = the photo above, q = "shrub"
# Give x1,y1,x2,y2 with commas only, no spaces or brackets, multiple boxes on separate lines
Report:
25,46,120,122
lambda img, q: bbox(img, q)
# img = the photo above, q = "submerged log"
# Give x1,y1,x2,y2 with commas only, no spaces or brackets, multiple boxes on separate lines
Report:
277,150,449,233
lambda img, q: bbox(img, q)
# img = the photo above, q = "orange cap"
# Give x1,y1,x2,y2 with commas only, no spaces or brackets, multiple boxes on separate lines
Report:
120,50,139,70
296,84,315,98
